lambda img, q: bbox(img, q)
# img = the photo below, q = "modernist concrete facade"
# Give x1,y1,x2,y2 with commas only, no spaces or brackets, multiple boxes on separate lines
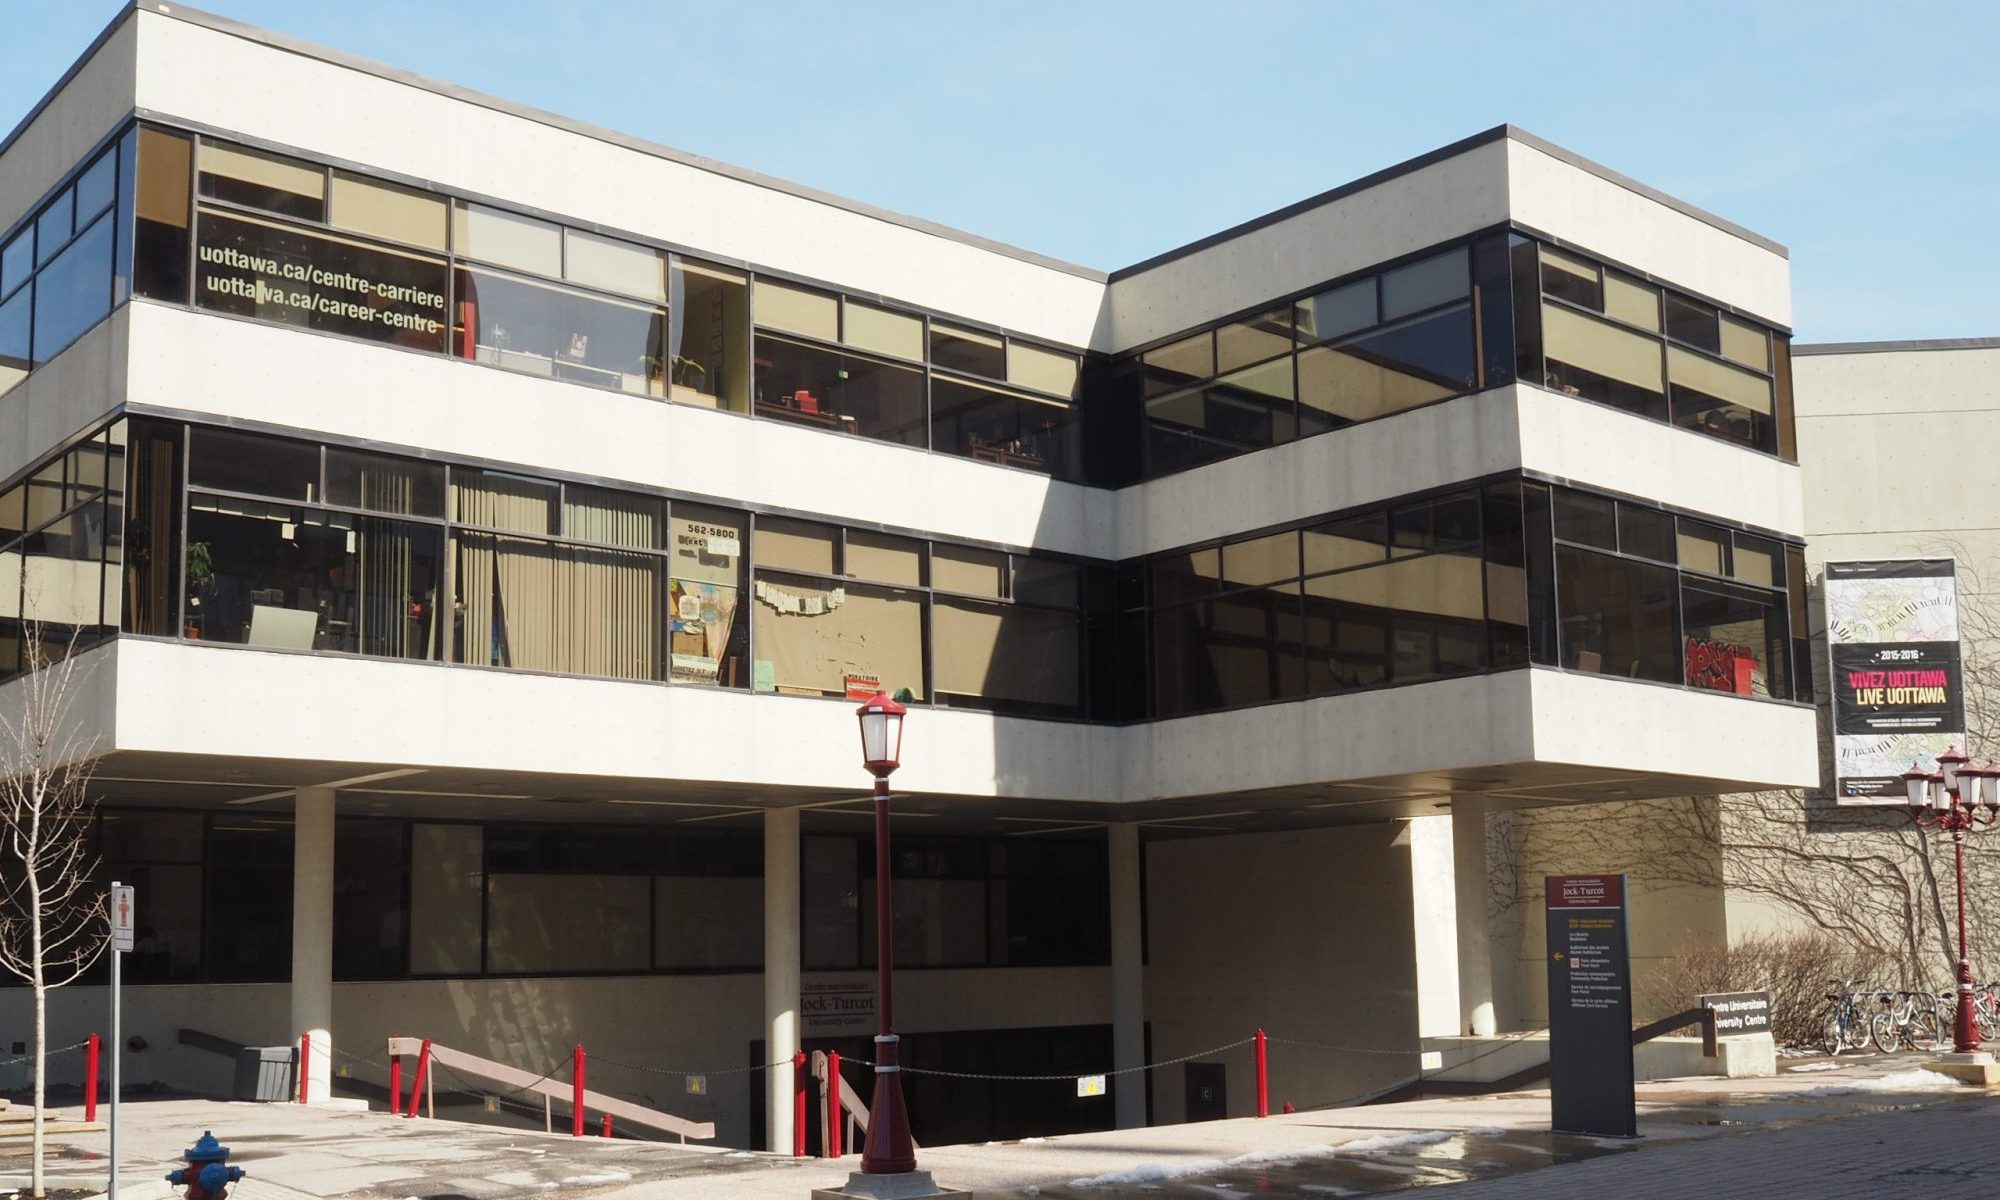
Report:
0,4,1828,1147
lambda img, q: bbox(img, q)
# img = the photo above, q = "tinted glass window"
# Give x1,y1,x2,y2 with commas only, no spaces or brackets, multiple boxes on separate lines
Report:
1663,292,1720,353
1381,247,1468,320
30,216,114,362
134,128,194,302
197,210,450,354
1296,279,1374,344
0,289,28,394
931,323,1006,377
74,152,117,223
1552,489,1617,549
199,142,325,222
326,448,445,517
1,231,31,296
35,190,73,265
1555,546,1678,684
189,427,319,499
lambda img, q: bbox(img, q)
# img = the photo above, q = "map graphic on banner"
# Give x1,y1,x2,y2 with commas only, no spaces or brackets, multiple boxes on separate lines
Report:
1826,559,1964,802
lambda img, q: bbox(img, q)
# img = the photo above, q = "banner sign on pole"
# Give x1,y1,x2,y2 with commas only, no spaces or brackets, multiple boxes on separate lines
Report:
1826,559,1964,803
1545,874,1634,1138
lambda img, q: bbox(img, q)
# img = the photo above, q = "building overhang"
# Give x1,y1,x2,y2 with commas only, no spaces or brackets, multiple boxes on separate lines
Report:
34,641,1818,840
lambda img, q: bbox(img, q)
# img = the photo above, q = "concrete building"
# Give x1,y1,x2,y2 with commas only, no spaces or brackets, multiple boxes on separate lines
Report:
0,4,1821,1146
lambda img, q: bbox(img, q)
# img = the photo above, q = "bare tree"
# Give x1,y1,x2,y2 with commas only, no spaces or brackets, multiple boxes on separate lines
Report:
0,627,108,1200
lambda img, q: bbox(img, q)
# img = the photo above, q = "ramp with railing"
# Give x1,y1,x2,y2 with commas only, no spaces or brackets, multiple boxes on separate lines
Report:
387,1037,714,1142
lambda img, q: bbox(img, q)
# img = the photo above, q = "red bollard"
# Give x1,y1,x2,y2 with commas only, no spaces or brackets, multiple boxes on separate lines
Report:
572,1044,586,1138
405,1039,432,1119
600,1112,612,1138
793,1051,808,1158
825,1049,842,1159
1254,1028,1268,1119
84,1034,99,1122
1283,1101,1295,1114
299,1031,311,1104
389,1045,403,1117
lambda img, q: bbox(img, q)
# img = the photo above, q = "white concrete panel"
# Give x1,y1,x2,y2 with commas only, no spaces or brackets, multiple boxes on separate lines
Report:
1114,388,1522,560
1796,345,2000,418
0,308,127,486
1527,670,1819,789
1506,141,1791,327
0,640,119,767
1123,671,1539,802
107,639,1123,803
1104,139,1511,353
1796,347,2000,546
1117,385,1804,560
0,17,136,235
1145,824,1417,1122
1515,384,1805,537
124,305,1112,558
129,14,1103,348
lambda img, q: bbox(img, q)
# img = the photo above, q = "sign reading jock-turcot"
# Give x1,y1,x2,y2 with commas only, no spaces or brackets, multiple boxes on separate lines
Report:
1545,874,1635,1138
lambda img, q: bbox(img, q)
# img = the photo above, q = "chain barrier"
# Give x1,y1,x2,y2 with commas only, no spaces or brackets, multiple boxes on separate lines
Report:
840,1036,1258,1083
1264,1034,1424,1057
329,1043,388,1071
0,1040,88,1069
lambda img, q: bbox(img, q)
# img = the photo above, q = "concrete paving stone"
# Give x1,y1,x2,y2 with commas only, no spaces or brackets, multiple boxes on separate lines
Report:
0,1056,1988,1199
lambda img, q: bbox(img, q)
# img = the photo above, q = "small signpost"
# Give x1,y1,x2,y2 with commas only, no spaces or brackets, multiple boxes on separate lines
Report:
108,882,134,1200
1698,991,1773,1055
1545,874,1635,1138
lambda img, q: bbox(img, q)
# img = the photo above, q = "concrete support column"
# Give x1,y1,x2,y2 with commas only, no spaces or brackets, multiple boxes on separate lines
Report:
290,786,335,1102
1108,823,1146,1128
1406,815,1460,1040
1451,797,1497,1037
764,806,801,1153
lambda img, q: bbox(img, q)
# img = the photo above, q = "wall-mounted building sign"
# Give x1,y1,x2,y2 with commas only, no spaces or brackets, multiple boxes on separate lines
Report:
802,981,875,1034
1827,560,1964,803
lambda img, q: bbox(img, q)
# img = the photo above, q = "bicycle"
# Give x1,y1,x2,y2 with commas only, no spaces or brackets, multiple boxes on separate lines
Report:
1820,979,1876,1055
1936,979,2000,1044
1871,989,1944,1054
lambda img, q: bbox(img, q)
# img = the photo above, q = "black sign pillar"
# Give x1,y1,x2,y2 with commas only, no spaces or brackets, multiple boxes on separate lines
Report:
1545,874,1635,1137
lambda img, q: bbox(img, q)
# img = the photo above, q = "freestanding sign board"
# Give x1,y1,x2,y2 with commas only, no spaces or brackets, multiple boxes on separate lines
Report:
1545,874,1635,1137
1825,559,1964,803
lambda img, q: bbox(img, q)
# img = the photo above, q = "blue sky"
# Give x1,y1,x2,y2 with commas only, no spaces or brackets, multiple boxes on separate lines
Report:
6,1,1996,343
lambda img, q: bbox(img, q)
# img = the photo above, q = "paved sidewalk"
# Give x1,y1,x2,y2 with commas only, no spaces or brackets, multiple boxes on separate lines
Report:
0,1054,1984,1198
1419,1095,2000,1198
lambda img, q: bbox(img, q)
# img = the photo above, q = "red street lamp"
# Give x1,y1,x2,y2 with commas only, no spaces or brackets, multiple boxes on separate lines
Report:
1902,748,2000,1057
852,692,931,1189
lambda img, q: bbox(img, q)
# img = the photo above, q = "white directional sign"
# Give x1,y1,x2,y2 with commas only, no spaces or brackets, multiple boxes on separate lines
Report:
109,885,135,954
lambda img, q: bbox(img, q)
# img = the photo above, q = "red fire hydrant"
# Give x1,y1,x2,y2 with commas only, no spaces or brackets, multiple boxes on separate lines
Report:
165,1131,246,1200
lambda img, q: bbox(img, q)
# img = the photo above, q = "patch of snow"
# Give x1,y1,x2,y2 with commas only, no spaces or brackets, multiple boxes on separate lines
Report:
1070,1127,1504,1187
1785,1061,1841,1072
1798,1068,1960,1097
1071,1157,1229,1186
558,1171,634,1185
